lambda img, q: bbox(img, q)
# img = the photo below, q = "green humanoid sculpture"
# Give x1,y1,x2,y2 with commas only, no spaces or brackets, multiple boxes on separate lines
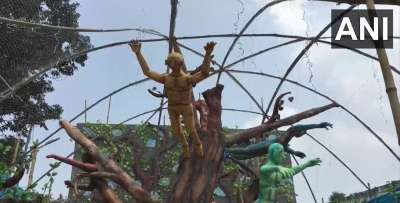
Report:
256,143,322,203
225,122,332,160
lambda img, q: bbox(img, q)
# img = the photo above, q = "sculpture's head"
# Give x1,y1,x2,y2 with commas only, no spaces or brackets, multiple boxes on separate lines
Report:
165,52,184,72
268,143,285,164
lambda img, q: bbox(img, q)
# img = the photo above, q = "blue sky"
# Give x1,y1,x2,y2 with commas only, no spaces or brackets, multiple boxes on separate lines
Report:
16,0,400,202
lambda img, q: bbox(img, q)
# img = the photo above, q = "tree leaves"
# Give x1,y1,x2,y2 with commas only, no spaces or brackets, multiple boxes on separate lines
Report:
0,0,91,137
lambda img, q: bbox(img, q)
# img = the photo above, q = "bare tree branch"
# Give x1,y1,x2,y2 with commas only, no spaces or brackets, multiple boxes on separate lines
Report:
55,155,122,203
265,92,292,124
46,154,97,172
224,103,339,146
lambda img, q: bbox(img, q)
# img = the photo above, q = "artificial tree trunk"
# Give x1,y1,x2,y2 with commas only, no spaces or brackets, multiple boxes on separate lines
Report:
168,84,225,203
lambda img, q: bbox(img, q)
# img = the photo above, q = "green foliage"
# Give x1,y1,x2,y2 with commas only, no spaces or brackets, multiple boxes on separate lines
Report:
0,161,43,201
223,158,239,174
75,123,180,202
232,174,253,195
0,138,17,165
41,163,59,200
0,137,60,202
329,192,346,203
1,187,42,202
0,0,92,137
0,138,17,183
0,165,57,202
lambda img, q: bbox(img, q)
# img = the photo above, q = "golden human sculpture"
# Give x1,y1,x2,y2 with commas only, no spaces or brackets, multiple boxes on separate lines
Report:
129,39,216,158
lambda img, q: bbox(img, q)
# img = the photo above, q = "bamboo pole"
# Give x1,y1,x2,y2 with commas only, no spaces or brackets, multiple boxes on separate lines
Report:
156,0,178,127
27,147,38,189
366,0,400,145
84,100,87,123
106,96,112,124
10,138,20,166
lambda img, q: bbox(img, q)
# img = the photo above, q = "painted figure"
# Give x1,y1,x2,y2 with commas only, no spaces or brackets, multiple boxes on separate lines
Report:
256,143,321,203
129,39,216,158
226,122,332,160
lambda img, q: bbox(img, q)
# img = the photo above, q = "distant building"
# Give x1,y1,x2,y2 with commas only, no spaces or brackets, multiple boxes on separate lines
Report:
67,123,296,203
343,180,400,203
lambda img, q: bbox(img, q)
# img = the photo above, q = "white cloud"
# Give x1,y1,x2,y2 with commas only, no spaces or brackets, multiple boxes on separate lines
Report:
267,0,308,34
241,115,262,128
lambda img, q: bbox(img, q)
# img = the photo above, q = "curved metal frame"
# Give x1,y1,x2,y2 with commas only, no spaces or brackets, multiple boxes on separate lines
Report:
9,1,398,201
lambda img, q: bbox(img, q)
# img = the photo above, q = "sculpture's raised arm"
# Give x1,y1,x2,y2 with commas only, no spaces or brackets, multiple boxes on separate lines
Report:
288,122,333,136
280,122,333,145
129,41,165,84
292,158,322,175
189,42,216,84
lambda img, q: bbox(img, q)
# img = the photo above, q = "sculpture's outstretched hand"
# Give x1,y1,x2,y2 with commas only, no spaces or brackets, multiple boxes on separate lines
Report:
319,122,333,130
129,40,141,54
204,41,216,54
306,158,322,167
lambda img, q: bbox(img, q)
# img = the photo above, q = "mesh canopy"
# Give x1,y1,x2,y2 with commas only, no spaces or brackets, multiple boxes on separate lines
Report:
0,0,91,137
0,1,399,203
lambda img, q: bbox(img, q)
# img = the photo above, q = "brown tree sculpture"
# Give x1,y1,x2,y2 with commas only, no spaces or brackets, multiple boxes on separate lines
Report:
57,120,157,203
51,84,337,203
46,154,121,203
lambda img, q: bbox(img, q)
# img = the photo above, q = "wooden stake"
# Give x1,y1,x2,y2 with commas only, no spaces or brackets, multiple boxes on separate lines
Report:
106,96,112,124
10,137,20,166
84,100,87,123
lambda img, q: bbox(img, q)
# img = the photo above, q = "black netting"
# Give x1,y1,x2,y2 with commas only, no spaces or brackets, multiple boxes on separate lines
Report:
0,0,92,137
